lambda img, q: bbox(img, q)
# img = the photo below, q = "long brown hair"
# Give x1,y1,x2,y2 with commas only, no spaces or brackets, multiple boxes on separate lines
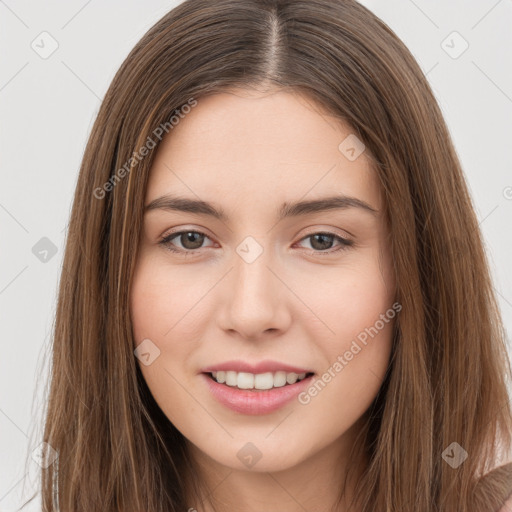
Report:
25,0,512,510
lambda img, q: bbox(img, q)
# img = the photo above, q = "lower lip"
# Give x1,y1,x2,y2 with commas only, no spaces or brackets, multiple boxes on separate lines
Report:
201,373,314,415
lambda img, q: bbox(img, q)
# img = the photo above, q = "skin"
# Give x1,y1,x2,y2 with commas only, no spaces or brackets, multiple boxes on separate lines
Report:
130,87,397,512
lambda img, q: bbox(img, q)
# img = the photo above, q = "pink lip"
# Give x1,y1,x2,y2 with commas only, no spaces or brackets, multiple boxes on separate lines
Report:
201,373,314,415
201,359,313,374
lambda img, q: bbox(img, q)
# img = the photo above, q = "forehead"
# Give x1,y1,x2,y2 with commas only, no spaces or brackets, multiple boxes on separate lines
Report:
145,89,383,219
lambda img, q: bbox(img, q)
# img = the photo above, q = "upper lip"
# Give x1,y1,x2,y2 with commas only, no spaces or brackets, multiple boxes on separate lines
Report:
201,360,314,375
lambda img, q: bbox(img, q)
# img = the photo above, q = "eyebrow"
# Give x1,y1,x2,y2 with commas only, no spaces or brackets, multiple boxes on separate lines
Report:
144,194,378,221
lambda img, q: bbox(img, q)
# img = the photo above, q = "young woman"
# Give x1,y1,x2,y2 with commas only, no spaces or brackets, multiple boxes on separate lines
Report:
32,0,512,510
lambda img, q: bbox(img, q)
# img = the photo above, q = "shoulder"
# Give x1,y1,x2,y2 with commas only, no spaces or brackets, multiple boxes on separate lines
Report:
499,495,512,512
476,461,512,512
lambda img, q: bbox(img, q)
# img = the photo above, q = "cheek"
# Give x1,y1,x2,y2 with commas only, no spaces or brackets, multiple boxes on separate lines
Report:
293,251,395,406
293,250,395,349
129,254,208,347
130,264,170,345
296,295,395,447
129,257,194,400
129,257,206,422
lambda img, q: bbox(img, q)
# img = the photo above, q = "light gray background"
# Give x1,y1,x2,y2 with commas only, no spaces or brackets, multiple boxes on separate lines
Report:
1,1,511,510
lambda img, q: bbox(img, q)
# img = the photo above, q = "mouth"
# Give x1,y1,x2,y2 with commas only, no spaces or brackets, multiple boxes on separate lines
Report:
203,370,315,391
201,370,315,415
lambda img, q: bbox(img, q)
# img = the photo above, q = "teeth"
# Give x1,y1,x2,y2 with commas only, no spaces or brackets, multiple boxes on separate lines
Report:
273,371,287,387
210,370,310,390
238,372,255,389
226,371,237,386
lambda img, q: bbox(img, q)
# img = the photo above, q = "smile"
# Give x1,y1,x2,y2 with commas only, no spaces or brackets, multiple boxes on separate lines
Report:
202,371,316,415
208,370,312,390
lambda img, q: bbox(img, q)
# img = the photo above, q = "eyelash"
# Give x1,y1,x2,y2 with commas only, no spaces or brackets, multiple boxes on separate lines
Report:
158,230,354,256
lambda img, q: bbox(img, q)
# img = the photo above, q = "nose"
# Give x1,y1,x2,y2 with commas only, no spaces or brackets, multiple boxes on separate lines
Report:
217,244,292,341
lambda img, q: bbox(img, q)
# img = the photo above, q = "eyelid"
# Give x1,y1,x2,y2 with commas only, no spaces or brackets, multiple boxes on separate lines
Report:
159,227,354,255
160,224,214,240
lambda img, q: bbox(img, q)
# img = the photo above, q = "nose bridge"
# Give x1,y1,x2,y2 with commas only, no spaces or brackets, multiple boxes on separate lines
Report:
219,236,289,338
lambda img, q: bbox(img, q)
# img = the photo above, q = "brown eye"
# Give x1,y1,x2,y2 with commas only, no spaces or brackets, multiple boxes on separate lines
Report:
159,230,213,253
297,232,353,254
310,233,335,250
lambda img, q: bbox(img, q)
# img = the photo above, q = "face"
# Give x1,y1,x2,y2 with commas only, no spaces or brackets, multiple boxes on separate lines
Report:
130,88,397,476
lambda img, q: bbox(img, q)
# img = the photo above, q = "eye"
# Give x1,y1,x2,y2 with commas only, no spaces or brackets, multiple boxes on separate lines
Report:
159,230,354,256
295,232,353,255
159,230,215,253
